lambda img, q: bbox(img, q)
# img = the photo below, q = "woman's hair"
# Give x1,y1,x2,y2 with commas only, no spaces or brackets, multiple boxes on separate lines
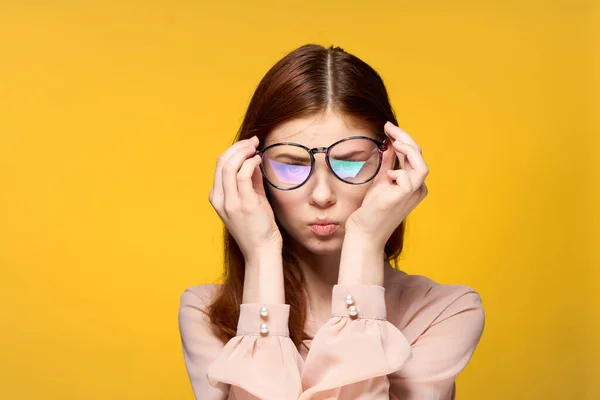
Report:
206,44,406,349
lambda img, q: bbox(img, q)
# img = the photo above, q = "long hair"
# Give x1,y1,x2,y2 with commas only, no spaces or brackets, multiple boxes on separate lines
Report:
206,44,406,349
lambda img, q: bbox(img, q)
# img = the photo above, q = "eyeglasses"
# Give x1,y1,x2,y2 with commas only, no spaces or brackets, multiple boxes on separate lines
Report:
257,136,389,190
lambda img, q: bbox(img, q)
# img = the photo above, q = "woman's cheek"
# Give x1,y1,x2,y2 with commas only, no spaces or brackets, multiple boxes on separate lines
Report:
268,191,300,230
343,187,370,215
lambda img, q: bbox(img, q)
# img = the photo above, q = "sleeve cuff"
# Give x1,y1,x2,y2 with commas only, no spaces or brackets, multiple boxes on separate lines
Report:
331,284,387,320
236,303,291,337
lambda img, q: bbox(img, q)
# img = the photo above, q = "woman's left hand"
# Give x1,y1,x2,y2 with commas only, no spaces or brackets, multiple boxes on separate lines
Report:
346,121,429,249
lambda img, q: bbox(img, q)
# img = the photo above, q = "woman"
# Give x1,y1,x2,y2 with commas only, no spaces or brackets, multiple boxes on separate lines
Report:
178,44,485,400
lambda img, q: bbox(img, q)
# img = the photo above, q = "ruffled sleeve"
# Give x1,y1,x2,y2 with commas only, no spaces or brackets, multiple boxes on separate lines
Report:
388,290,485,400
206,302,305,400
298,284,412,399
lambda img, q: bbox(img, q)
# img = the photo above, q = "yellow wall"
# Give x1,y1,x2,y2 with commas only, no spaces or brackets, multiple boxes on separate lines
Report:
1,1,597,399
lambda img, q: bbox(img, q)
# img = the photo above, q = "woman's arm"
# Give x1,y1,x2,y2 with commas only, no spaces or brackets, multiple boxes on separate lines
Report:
182,131,307,399
178,285,305,400
204,249,306,400
298,283,412,399
241,246,285,304
296,232,412,399
179,247,305,400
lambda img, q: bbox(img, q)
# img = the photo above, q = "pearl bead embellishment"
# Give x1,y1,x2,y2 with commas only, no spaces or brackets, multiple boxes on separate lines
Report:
259,306,269,317
259,323,269,334
345,295,355,305
348,305,358,317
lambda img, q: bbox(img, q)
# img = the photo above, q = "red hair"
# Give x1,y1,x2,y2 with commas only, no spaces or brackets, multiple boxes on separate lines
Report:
206,44,405,350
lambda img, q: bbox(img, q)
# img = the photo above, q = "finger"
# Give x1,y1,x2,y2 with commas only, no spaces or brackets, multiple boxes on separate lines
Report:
406,181,429,208
391,141,429,188
372,145,397,186
386,169,413,193
217,136,258,175
252,155,267,197
384,122,422,154
223,146,258,210
420,182,429,199
213,136,259,202
238,154,262,203
383,143,397,171
388,170,429,205
383,129,410,172
397,148,408,171
385,135,412,172
391,139,415,172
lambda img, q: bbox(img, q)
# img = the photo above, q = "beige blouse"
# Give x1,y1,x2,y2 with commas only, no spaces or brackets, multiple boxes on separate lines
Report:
178,265,485,399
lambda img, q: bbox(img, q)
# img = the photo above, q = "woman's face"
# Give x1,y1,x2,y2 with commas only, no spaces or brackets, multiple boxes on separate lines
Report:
263,109,387,255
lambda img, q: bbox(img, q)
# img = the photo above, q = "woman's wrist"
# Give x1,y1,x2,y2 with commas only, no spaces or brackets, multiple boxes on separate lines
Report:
243,246,285,304
338,230,385,286
244,242,282,266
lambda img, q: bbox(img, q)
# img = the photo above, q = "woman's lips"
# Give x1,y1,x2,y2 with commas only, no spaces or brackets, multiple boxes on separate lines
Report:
309,224,340,236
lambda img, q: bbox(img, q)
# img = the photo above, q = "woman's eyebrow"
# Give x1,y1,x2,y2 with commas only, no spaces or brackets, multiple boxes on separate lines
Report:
330,149,367,158
272,153,311,162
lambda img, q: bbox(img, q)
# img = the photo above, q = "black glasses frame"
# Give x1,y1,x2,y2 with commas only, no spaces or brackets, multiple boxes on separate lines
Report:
257,135,389,191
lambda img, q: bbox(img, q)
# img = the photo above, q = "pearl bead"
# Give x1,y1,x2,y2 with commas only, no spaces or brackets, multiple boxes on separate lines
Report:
259,323,269,334
260,306,269,317
345,295,355,305
348,306,358,317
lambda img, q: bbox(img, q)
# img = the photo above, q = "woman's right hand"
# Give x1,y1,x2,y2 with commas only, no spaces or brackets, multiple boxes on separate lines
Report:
209,136,282,262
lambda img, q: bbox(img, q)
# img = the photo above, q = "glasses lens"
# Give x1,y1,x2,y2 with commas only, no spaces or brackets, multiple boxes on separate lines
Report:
328,138,380,183
261,144,312,189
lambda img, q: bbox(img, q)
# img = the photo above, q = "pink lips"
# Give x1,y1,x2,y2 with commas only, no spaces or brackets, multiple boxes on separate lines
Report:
308,219,340,236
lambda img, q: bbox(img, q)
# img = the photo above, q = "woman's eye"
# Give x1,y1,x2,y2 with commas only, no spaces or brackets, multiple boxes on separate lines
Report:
285,164,303,173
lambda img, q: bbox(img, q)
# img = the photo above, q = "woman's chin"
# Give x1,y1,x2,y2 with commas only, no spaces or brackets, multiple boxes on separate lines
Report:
302,236,344,255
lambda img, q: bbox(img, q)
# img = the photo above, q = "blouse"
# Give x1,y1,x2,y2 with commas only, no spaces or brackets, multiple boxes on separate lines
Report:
178,264,485,399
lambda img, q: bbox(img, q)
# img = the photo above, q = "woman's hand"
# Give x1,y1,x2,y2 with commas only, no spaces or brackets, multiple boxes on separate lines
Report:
209,136,282,263
346,122,429,250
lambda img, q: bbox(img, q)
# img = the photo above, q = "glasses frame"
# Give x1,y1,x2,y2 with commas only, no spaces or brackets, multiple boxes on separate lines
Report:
257,135,389,191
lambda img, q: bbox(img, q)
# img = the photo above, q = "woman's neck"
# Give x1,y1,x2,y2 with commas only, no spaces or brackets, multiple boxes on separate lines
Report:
289,245,340,321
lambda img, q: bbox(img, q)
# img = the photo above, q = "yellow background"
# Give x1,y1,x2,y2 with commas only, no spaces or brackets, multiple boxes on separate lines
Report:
1,1,598,399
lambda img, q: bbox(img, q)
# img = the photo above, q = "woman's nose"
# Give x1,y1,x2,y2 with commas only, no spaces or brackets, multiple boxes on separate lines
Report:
308,157,337,207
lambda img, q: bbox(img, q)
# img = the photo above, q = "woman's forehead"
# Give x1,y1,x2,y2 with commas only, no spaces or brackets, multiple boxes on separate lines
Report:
264,112,375,147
